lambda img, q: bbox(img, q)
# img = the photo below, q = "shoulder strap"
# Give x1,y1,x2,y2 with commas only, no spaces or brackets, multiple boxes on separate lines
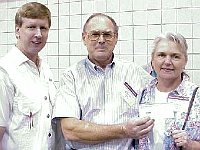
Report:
182,87,199,130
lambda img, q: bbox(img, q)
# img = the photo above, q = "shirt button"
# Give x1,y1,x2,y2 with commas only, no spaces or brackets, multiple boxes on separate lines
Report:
48,133,51,137
47,114,50,118
44,96,47,100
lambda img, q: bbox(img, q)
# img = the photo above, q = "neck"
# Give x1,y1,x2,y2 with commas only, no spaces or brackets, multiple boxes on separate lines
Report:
156,77,182,92
89,54,113,70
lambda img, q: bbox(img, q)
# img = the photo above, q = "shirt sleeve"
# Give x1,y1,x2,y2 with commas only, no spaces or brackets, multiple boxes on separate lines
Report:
53,70,81,120
0,68,14,127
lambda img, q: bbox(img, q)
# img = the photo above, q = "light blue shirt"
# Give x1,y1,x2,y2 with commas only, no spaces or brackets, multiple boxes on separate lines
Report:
53,57,152,150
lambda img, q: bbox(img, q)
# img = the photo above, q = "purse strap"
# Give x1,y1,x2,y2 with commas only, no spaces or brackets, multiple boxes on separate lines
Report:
182,87,199,130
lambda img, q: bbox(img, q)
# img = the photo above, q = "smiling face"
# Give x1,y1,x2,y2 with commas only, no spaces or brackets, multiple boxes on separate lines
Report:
152,39,187,82
15,17,49,61
82,15,118,68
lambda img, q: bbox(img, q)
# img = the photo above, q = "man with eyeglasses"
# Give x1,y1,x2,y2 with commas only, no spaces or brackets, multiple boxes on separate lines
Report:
53,13,154,150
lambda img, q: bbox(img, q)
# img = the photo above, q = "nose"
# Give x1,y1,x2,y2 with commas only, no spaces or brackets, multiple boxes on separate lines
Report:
35,28,42,37
98,34,106,43
164,56,172,65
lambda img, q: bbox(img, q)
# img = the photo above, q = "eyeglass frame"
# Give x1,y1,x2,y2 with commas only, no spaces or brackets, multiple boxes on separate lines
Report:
85,30,117,41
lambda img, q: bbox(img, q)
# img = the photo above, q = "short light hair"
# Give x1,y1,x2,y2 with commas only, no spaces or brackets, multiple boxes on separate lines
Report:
152,32,188,62
83,13,119,33
15,2,51,28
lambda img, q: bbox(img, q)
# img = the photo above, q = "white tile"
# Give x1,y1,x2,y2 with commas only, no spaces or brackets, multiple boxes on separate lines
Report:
70,1,81,15
69,55,86,65
133,11,147,25
177,0,192,8
7,8,16,20
119,26,133,41
133,0,147,10
147,0,161,9
59,43,70,55
192,0,200,7
162,0,176,9
1,32,8,44
177,24,192,38
48,29,58,42
69,28,82,41
120,12,133,26
51,16,58,30
82,0,94,14
59,16,69,29
59,29,70,43
191,8,200,23
193,54,200,69
7,32,16,44
134,26,147,39
134,55,147,66
162,24,177,34
59,2,70,16
193,70,200,86
59,0,70,3
193,39,200,53
119,55,134,62
0,21,7,32
162,9,176,24
46,43,59,55
0,9,7,20
134,40,147,54
50,68,59,82
107,0,120,12
49,3,58,17
148,25,162,39
147,10,161,24
59,56,70,68
70,15,81,29
177,8,192,23
69,42,85,55
119,41,133,54
193,24,200,38
120,0,132,11
47,56,59,68
94,0,106,13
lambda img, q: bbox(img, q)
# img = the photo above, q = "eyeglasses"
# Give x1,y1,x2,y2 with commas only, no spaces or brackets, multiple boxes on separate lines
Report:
86,31,116,41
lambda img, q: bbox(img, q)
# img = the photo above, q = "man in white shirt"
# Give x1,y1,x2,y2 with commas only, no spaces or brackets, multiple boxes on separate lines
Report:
0,2,56,150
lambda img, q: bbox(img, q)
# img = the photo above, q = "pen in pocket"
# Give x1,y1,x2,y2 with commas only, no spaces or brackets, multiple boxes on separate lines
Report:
124,82,137,97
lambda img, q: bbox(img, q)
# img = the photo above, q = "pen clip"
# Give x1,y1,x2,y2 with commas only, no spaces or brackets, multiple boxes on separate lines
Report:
124,82,137,97
29,111,33,129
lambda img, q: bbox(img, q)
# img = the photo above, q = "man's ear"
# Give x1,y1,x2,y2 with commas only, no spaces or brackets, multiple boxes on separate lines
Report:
15,26,20,39
82,32,87,46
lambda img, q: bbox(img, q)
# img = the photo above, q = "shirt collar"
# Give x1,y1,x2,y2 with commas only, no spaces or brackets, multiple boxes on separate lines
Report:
147,75,190,96
86,54,115,71
11,46,41,67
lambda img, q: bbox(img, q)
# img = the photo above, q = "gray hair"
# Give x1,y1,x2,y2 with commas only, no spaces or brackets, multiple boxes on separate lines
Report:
151,32,188,62
83,13,119,33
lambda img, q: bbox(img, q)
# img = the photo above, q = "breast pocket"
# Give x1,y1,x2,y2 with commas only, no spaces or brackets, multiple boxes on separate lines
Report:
13,97,42,128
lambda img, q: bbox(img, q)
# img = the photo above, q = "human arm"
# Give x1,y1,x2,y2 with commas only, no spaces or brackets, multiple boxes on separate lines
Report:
60,117,154,144
0,127,5,147
0,68,14,145
172,130,200,150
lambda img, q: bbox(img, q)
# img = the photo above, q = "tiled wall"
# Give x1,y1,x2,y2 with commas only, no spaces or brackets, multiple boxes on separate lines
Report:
1,0,200,86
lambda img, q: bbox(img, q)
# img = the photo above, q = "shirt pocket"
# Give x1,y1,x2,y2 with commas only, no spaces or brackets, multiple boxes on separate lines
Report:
12,97,42,128
17,100,41,116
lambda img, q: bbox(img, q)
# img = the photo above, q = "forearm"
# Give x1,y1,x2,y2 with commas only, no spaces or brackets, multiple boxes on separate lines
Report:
60,118,126,144
184,139,200,150
0,127,5,148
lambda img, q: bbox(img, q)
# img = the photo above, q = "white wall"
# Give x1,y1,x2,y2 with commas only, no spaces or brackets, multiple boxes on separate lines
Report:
1,0,200,86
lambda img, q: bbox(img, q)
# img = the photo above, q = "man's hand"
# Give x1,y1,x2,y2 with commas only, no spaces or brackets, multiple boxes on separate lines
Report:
122,117,154,139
